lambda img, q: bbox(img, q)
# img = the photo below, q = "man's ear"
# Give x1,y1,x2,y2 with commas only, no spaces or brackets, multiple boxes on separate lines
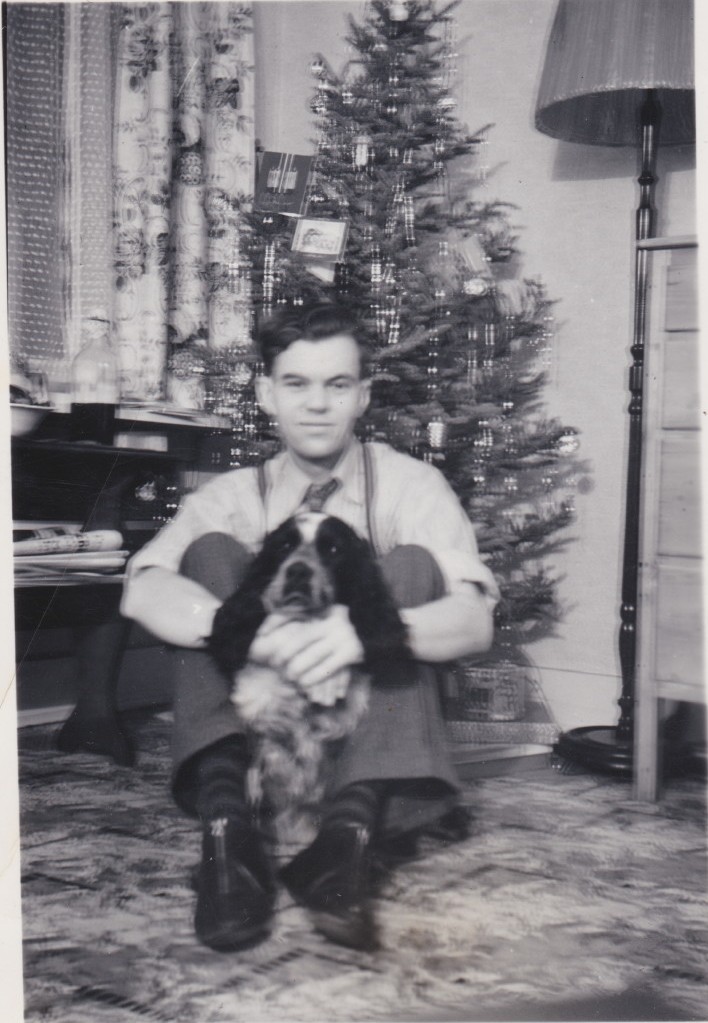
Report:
357,378,372,417
255,374,275,416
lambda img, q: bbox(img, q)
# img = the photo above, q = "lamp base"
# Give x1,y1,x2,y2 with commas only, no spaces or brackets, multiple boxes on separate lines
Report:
554,726,633,776
555,726,707,779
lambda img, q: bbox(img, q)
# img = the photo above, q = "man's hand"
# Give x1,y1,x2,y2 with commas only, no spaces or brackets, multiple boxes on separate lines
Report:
248,605,364,706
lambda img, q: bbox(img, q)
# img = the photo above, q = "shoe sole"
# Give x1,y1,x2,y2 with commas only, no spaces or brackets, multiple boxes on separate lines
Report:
197,915,272,953
195,879,275,953
307,907,379,952
279,872,379,951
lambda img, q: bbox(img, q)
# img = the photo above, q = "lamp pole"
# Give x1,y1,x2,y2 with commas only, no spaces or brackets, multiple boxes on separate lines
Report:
617,88,661,744
534,0,696,776
555,90,662,774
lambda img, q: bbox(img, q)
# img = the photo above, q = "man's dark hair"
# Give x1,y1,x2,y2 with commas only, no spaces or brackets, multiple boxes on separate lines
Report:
255,302,371,377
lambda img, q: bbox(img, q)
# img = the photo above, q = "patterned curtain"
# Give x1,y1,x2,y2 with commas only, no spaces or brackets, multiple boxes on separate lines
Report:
63,3,115,360
113,2,255,403
6,4,66,374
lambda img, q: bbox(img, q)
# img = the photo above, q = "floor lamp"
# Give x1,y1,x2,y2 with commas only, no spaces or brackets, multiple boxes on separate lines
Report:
534,0,695,774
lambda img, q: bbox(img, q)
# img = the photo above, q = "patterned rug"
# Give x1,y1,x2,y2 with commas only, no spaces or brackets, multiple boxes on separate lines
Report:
18,712,708,1023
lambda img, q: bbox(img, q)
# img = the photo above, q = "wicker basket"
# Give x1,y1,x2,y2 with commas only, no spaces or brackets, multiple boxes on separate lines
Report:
452,661,527,722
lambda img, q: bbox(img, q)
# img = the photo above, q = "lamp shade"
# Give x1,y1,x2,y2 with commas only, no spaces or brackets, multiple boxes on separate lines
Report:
535,0,695,146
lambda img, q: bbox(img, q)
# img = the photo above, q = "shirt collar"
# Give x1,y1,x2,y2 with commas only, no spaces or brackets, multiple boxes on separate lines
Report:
272,438,364,511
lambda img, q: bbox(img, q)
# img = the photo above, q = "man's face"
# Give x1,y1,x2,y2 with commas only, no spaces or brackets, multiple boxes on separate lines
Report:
256,333,371,468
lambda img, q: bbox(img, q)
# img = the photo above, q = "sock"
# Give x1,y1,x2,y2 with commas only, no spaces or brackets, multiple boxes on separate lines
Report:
193,734,251,824
321,781,388,835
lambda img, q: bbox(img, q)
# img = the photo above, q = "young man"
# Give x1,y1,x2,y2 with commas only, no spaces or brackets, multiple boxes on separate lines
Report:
121,301,499,953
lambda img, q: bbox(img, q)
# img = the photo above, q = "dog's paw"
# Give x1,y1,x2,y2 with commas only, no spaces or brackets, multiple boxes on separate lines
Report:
231,663,285,722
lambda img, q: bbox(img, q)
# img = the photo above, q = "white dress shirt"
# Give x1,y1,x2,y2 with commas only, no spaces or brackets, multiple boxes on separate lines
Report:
123,440,499,646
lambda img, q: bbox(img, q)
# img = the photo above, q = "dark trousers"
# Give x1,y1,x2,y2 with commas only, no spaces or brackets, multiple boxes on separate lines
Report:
172,533,461,835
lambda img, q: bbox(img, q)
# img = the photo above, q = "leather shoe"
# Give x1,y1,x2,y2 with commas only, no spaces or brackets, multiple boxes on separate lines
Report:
279,822,378,951
194,816,276,952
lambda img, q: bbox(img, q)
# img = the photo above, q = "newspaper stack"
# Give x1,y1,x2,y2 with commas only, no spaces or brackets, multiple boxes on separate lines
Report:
13,525,129,580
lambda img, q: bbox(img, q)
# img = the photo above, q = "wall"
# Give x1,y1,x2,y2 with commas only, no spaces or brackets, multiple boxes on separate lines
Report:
253,0,697,730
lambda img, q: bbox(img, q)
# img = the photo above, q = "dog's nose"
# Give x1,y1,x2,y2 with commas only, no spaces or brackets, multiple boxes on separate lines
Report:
284,561,313,591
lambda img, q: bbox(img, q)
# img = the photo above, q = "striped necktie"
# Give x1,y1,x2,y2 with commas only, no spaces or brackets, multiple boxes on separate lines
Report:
303,478,340,512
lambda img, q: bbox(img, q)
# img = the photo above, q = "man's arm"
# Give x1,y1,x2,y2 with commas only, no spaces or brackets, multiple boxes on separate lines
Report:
399,585,493,663
249,582,493,697
383,457,499,663
120,567,222,649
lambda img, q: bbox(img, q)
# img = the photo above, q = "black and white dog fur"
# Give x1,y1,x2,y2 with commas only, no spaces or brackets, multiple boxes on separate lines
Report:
209,512,411,834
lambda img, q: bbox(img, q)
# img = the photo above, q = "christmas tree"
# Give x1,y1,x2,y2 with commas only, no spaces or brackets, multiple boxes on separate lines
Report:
234,0,581,665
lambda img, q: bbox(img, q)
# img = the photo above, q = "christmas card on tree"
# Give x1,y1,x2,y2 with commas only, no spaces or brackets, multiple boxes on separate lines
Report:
292,217,349,283
254,152,312,217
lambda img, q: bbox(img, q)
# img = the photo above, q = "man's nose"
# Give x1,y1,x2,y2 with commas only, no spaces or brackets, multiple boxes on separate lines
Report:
305,384,329,410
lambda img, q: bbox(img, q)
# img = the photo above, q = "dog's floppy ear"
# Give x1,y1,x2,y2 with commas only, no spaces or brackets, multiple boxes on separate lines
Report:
209,585,268,678
336,533,413,688
209,517,301,676
208,546,280,677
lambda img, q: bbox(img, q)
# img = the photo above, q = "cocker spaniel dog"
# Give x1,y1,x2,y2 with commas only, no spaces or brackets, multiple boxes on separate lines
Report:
209,512,411,835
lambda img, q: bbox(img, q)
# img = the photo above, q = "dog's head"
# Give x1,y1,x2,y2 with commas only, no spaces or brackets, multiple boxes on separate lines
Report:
261,511,368,618
210,512,412,684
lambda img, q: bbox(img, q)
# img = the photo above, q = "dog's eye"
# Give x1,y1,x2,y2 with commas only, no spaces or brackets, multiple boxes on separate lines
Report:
323,541,340,556
270,533,298,557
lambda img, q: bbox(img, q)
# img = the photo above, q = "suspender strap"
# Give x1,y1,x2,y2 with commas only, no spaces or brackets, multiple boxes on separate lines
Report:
362,443,381,558
256,462,268,507
257,448,381,557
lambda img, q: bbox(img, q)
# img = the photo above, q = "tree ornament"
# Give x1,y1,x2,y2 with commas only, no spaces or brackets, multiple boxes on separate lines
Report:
307,185,327,208
385,208,398,238
557,430,580,455
466,348,479,388
389,0,409,22
463,275,489,297
483,322,496,371
387,306,401,345
426,334,441,399
262,240,276,313
370,244,383,286
403,195,415,245
353,133,372,168
334,261,351,297
427,416,447,449
230,356,252,389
